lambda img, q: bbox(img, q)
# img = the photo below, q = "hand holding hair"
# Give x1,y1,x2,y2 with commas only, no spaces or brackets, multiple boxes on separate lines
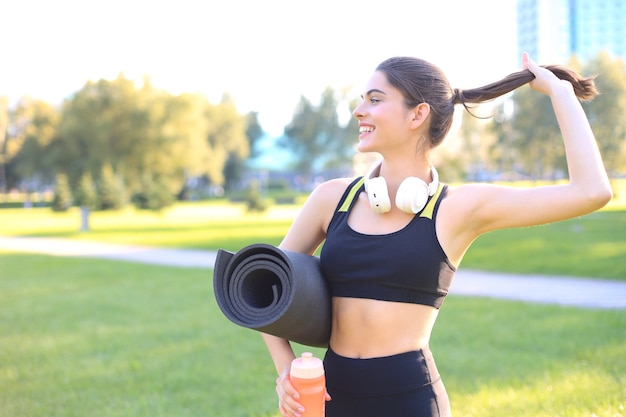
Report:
455,52,598,105
523,51,598,100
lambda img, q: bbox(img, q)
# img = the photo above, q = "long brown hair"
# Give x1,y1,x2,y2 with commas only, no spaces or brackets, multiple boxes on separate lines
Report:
376,57,598,148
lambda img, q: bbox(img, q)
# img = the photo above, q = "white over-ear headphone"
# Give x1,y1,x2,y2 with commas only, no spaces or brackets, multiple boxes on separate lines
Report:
363,160,439,214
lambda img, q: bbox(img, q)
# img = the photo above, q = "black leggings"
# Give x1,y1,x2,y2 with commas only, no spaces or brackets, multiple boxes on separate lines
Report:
323,346,451,417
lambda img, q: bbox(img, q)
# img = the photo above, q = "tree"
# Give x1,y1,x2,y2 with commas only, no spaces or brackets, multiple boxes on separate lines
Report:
245,111,264,159
52,75,174,194
48,74,252,207
74,172,98,231
203,94,250,189
51,173,72,212
281,95,319,178
489,83,563,180
457,108,489,180
74,172,98,209
131,173,175,211
221,107,260,193
97,164,127,210
488,100,521,179
280,87,356,181
5,97,59,192
584,52,626,179
0,97,8,194
322,91,359,170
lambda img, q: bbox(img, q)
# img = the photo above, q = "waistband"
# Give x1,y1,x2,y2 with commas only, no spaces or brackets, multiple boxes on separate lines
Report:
323,346,441,397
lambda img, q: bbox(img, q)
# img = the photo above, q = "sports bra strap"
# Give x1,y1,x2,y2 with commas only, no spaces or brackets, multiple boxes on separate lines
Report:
419,183,445,219
338,177,365,213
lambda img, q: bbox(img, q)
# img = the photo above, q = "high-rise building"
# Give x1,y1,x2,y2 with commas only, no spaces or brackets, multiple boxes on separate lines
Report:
517,0,626,64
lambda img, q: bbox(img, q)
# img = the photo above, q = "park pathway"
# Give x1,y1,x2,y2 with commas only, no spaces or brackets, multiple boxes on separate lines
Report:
1,236,625,310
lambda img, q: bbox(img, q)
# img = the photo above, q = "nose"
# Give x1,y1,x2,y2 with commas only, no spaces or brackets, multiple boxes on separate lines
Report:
353,101,365,119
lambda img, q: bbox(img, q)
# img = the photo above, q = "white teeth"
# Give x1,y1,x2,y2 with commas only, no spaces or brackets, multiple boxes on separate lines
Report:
359,126,374,133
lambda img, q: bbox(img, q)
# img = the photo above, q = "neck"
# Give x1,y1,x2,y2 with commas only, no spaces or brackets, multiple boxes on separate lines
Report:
377,156,433,184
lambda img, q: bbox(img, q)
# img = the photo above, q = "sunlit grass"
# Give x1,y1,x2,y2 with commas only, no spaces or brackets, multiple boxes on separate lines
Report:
462,209,626,279
0,201,298,251
1,178,625,280
1,254,623,417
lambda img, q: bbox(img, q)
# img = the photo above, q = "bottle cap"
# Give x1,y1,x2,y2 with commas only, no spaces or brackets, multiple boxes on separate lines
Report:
290,352,324,379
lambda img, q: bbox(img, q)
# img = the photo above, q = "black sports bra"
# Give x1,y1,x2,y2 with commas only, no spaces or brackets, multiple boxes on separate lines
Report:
320,177,456,308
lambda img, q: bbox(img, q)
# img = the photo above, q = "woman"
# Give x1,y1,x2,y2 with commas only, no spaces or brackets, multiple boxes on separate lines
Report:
263,53,612,416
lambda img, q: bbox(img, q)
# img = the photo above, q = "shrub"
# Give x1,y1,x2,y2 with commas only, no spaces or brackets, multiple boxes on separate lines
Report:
51,173,73,212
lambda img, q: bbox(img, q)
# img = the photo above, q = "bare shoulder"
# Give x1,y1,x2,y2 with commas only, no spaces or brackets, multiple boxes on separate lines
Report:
442,181,531,216
440,183,487,214
279,177,358,254
438,182,513,236
307,177,357,206
305,177,359,228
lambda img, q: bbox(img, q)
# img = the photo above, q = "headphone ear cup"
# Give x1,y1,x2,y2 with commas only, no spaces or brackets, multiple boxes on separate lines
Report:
365,176,392,213
395,177,429,214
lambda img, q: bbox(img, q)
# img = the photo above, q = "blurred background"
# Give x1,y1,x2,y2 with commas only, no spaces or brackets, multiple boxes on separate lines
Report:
0,0,624,211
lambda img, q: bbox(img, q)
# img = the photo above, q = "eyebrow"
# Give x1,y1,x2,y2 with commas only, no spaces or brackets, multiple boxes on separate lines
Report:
361,88,386,99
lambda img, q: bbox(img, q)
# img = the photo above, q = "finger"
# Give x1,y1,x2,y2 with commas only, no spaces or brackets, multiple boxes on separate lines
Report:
284,395,305,416
280,399,304,417
276,380,304,416
279,403,298,417
522,53,544,80
279,375,300,400
276,383,301,405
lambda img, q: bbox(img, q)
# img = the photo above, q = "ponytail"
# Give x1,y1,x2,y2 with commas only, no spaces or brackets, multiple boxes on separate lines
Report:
453,65,598,106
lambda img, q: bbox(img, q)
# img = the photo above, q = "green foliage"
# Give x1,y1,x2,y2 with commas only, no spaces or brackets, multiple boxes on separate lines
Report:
97,164,127,210
584,52,626,177
281,87,355,178
8,75,250,205
5,97,60,190
74,172,99,209
245,179,269,213
202,93,250,186
131,174,175,211
245,110,265,159
0,254,623,417
51,173,72,212
493,86,564,180
223,153,244,193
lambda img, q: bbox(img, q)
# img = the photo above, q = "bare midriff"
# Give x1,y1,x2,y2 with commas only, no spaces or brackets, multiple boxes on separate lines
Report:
329,297,439,359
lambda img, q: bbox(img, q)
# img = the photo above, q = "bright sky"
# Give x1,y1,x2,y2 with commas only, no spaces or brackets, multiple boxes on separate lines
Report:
1,0,518,136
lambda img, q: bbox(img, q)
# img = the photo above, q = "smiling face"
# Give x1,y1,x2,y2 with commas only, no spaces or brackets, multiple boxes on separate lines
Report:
353,71,427,156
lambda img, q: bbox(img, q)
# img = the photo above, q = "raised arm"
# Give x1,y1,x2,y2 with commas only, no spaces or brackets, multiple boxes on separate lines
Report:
458,53,612,236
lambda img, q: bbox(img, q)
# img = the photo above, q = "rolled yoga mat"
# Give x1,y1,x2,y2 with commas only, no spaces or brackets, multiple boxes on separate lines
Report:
213,243,331,348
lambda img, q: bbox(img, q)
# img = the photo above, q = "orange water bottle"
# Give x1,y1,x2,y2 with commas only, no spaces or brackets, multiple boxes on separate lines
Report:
290,352,326,417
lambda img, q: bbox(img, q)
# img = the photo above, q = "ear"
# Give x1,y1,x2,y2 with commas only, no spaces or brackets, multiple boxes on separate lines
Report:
409,103,431,129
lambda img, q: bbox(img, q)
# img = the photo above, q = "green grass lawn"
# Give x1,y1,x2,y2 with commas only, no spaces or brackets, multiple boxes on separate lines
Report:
463,209,626,279
1,254,624,417
1,192,625,280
